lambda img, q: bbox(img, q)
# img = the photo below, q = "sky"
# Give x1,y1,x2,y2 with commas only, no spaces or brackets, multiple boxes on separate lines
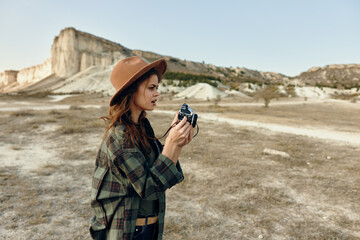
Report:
0,0,359,77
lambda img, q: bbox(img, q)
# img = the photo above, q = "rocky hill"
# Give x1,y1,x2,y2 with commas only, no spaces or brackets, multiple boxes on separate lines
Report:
0,27,359,94
296,64,360,89
0,27,291,93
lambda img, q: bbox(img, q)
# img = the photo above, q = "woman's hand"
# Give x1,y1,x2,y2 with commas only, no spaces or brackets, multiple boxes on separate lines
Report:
166,113,193,148
177,125,194,147
162,113,194,163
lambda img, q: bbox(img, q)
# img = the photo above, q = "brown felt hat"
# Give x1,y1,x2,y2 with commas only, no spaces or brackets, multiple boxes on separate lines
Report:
109,56,167,106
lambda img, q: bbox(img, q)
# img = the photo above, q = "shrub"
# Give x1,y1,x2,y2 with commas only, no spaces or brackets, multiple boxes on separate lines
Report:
254,85,280,108
214,95,221,106
285,85,296,97
11,111,35,117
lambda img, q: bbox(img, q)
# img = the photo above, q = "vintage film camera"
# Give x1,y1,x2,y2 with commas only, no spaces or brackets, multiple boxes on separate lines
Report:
178,103,198,128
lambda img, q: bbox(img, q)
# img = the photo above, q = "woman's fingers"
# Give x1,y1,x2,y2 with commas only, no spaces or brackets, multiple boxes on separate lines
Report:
178,125,194,147
175,116,188,130
178,123,192,140
168,114,195,147
183,123,192,136
188,128,194,142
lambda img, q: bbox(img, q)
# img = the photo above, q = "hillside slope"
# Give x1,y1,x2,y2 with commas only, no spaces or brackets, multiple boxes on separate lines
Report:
1,27,360,94
296,64,360,88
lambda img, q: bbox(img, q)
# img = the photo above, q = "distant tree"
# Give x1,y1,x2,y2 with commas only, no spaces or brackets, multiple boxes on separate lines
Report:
254,85,280,108
285,85,296,97
214,94,221,106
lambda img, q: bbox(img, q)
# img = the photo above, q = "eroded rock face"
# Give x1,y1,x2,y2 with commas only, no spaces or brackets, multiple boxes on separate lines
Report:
0,59,52,88
0,70,18,85
17,58,52,84
0,27,133,91
51,27,132,78
51,28,80,78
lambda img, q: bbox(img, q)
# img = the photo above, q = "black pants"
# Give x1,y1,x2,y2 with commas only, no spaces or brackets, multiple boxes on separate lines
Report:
133,214,158,240
133,223,158,240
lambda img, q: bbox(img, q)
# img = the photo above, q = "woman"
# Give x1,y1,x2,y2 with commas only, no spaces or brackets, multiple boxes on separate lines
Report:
90,56,193,240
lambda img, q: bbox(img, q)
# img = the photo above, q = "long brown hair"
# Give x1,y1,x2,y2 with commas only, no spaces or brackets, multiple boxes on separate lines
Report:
101,68,161,155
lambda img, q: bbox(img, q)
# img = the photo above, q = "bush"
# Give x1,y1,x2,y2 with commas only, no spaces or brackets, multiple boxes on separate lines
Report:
164,72,221,82
254,85,280,108
163,71,220,87
11,111,35,117
285,85,296,97
214,95,221,106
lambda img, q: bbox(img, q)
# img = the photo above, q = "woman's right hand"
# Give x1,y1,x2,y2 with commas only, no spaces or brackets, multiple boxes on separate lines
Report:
166,113,193,148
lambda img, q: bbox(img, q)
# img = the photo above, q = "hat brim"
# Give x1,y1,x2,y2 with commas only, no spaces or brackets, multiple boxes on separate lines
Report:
109,58,167,106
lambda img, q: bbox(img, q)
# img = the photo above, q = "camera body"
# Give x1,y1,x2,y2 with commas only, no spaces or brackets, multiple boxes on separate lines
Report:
178,103,198,127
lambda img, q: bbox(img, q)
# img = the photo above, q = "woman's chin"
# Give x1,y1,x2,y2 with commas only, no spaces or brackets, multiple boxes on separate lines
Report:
146,106,155,111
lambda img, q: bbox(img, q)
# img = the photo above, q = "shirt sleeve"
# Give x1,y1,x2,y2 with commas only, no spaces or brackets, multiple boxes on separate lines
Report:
108,135,184,201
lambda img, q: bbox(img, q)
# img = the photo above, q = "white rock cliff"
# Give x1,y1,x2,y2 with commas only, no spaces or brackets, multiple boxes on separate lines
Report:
0,27,132,90
17,58,52,84
51,27,131,78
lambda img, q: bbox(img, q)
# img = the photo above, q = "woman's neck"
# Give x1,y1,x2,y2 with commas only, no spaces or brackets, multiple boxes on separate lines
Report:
131,108,142,124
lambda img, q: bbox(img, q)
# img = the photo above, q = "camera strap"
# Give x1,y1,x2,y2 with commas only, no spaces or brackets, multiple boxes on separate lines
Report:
157,122,199,139
193,123,199,138
145,122,199,141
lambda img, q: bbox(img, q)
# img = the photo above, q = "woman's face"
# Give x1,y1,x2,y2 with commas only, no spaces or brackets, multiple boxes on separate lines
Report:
132,74,160,112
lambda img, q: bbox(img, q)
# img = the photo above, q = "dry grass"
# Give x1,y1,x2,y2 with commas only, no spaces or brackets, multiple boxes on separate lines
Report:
0,94,359,239
58,117,104,134
158,122,360,239
149,108,360,239
31,164,59,176
10,110,36,117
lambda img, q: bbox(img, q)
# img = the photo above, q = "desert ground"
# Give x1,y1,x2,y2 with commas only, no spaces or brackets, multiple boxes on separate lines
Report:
0,93,359,240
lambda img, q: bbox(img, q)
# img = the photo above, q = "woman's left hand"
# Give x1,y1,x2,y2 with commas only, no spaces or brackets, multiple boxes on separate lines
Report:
177,126,194,147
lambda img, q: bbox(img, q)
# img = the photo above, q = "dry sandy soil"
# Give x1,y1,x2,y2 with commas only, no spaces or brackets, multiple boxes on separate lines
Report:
0,94,359,240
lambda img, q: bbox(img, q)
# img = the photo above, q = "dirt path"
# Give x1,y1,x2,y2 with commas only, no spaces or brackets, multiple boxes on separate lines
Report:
159,98,360,107
0,103,101,112
1,99,358,146
155,110,360,146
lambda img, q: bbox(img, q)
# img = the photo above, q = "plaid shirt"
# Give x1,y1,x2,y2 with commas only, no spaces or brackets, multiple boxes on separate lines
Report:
90,121,184,240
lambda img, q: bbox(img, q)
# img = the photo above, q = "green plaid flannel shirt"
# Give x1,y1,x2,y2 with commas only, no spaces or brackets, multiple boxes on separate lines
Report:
90,122,184,240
